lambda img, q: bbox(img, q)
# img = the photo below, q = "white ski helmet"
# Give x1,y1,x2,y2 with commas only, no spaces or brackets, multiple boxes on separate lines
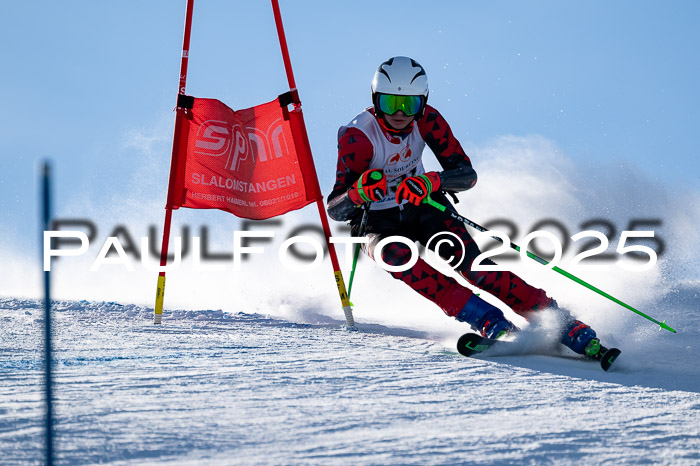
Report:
371,56,429,118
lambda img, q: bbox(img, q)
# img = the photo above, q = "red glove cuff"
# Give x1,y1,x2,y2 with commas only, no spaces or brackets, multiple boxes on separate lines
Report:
348,187,363,205
423,171,441,192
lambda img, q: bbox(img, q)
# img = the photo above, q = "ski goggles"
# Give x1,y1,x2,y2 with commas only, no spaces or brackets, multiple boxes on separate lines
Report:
376,94,424,116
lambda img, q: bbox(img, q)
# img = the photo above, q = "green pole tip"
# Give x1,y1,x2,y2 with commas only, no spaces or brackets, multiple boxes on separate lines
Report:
659,320,677,333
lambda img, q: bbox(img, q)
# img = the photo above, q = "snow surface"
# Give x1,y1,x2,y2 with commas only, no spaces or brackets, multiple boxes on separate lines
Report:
1,289,699,465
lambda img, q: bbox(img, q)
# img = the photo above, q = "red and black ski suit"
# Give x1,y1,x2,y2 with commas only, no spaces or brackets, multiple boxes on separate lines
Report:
327,105,554,319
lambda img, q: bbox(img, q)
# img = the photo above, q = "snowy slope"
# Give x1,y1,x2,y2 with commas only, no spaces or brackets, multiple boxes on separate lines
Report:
2,133,699,464
1,293,698,465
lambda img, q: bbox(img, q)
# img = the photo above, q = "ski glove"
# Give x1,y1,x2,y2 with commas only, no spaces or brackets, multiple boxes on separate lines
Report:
395,171,441,205
348,169,387,205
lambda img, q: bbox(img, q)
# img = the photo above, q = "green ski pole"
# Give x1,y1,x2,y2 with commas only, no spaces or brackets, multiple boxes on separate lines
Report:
423,194,676,333
347,204,370,299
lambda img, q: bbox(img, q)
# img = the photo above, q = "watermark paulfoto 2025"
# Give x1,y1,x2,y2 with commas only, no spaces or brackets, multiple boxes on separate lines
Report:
42,217,663,274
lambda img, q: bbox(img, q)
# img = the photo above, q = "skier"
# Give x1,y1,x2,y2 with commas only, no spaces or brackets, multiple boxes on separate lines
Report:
327,56,607,359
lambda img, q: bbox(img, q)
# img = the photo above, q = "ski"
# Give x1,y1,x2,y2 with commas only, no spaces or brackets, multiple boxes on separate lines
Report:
456,332,622,371
456,332,508,357
597,347,622,371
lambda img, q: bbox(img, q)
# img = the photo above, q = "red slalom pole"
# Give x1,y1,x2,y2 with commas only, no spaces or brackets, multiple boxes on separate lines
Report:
154,0,195,324
271,0,355,327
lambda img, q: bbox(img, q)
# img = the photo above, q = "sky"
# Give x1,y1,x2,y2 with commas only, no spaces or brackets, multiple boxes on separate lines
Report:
1,0,699,303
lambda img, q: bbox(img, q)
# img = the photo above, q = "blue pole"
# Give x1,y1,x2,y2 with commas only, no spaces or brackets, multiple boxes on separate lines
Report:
41,161,54,465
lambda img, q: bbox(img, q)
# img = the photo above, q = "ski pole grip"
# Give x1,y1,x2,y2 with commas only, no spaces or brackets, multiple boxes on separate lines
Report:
423,193,447,212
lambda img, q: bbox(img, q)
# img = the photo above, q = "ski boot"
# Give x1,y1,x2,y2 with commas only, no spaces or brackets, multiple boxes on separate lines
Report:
456,294,517,340
560,319,597,354
561,319,621,371
582,338,622,371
